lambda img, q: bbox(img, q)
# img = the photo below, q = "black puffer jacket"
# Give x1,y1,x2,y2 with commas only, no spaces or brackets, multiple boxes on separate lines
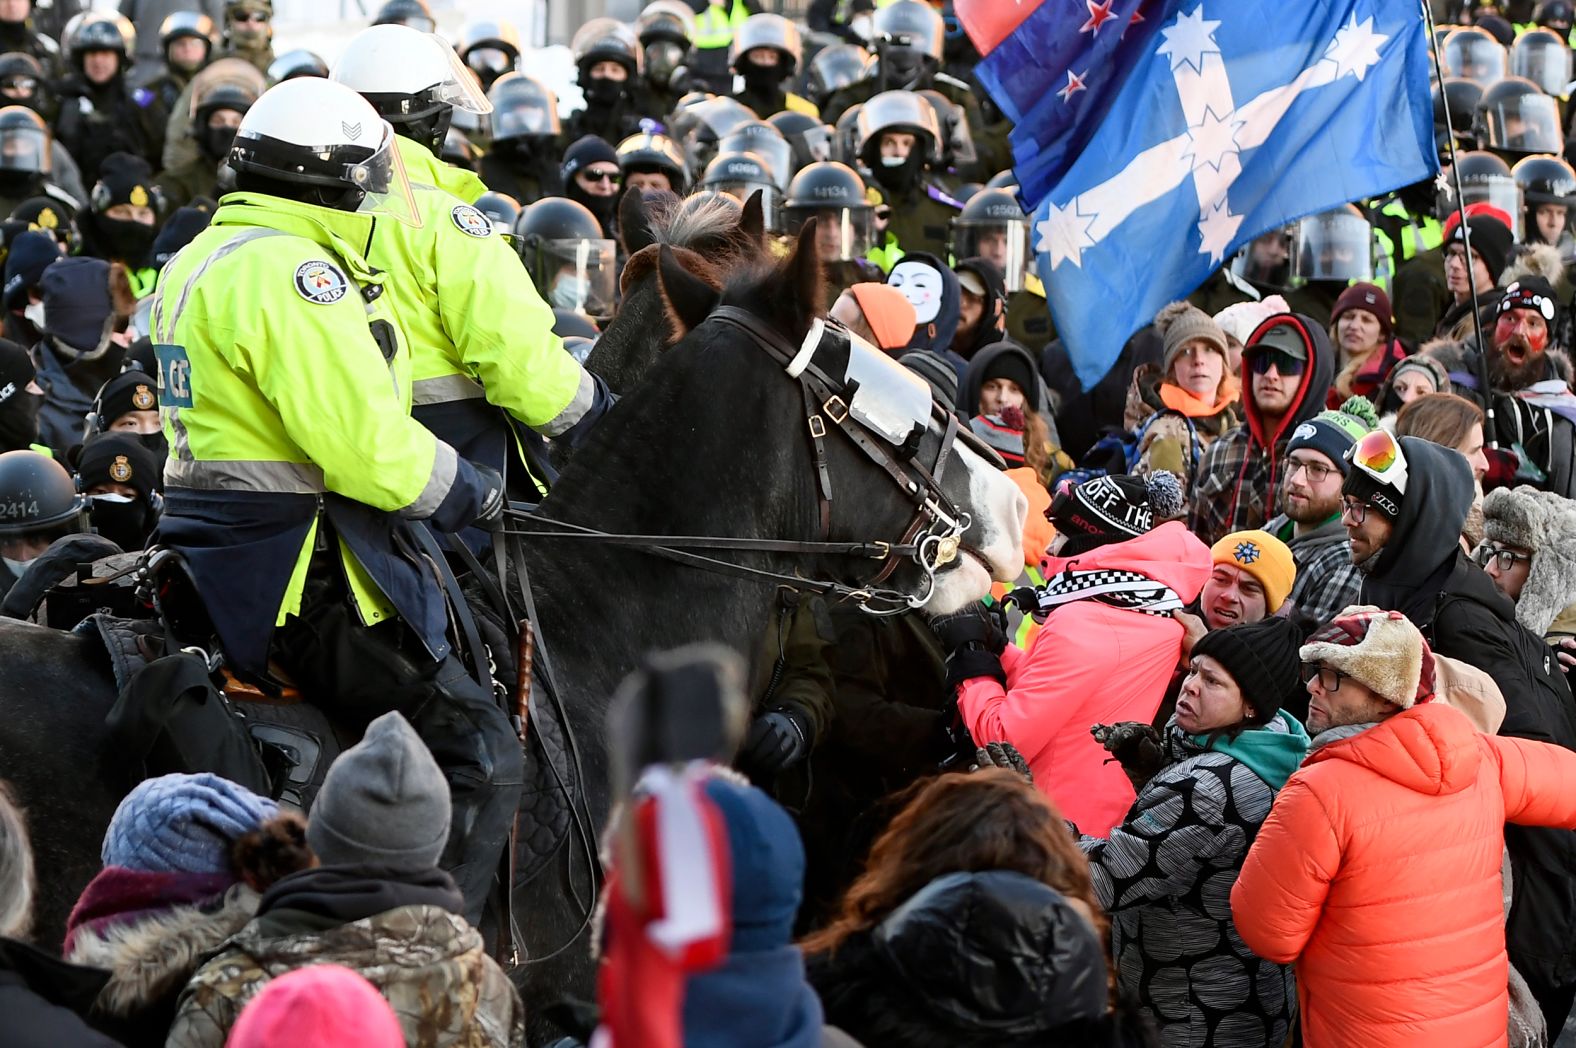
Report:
807,871,1153,1048
0,937,122,1048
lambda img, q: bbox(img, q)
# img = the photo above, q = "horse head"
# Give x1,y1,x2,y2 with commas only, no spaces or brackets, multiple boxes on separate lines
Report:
651,218,1029,615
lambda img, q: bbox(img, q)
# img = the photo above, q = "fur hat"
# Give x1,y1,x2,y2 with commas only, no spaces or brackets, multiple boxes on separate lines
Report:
1154,300,1228,377
1482,485,1576,637
1213,295,1289,345
1299,606,1436,710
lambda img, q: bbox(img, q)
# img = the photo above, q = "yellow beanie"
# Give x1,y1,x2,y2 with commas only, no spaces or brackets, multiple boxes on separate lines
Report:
1211,530,1297,612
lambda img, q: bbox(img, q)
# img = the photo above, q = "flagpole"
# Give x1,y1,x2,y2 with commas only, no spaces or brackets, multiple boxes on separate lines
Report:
1421,0,1496,433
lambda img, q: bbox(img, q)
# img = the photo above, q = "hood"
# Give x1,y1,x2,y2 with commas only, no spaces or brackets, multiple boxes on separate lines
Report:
888,251,960,354
960,340,1041,420
1364,437,1475,608
1042,520,1213,605
682,946,824,1048
65,884,258,1017
1193,711,1310,791
1243,313,1335,450
1303,702,1482,797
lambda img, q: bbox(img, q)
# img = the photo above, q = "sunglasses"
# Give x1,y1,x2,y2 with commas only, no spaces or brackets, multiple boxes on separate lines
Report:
231,11,268,22
1473,542,1533,572
1301,662,1348,692
580,169,621,184
1345,428,1409,492
1248,349,1305,376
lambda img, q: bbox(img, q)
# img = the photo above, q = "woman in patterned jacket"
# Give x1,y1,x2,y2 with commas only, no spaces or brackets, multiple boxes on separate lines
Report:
1081,617,1310,1048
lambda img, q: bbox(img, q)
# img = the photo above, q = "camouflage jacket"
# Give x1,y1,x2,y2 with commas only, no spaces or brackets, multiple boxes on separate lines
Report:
166,903,525,1048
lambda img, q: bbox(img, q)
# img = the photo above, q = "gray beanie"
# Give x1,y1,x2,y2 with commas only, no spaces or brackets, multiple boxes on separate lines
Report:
1154,300,1229,377
307,712,451,871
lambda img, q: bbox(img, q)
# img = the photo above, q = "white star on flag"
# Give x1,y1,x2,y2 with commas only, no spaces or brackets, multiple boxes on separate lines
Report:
1058,68,1089,102
1155,6,1222,74
1182,104,1246,173
1325,13,1387,81
1196,197,1244,262
1038,200,1099,268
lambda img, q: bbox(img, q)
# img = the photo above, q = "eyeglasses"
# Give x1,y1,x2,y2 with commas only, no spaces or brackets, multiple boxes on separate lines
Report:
1287,455,1337,484
1248,349,1305,376
1473,542,1533,572
1302,662,1348,692
1340,497,1371,524
580,169,621,184
1346,428,1409,492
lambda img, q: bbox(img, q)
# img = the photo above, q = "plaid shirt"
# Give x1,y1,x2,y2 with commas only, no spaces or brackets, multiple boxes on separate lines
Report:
1266,512,1363,626
1190,426,1288,546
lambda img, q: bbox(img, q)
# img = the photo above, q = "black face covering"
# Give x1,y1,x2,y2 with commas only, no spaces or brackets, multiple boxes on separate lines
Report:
0,390,40,450
94,216,156,264
200,124,238,163
136,429,168,464
582,76,623,108
871,151,924,194
738,59,783,93
567,181,616,227
0,168,35,192
89,494,154,552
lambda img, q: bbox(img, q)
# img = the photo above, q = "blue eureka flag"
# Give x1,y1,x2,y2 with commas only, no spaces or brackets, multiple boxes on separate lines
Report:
1021,0,1434,390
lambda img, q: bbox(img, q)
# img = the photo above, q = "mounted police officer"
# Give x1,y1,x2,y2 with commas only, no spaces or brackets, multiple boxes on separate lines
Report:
148,77,518,925
331,25,611,500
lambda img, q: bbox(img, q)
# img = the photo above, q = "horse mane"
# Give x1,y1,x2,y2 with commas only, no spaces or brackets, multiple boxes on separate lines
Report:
657,219,824,348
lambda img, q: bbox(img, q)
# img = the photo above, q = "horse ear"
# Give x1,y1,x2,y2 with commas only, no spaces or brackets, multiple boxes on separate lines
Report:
619,188,656,256
788,216,826,325
738,190,765,242
658,244,720,339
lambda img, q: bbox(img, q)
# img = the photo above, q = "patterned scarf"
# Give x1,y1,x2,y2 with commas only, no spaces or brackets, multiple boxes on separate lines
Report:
1031,568,1184,620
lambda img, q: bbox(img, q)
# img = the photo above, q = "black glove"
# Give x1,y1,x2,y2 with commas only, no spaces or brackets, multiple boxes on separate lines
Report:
472,464,507,531
740,709,811,775
971,741,1033,783
945,647,1006,690
931,604,1008,655
1091,721,1165,792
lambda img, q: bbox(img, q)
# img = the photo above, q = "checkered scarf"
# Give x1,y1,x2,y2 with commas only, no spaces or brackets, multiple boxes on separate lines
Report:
1031,568,1185,619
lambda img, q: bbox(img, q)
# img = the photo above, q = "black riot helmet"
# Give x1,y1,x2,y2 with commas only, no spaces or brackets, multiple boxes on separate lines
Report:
1510,26,1572,97
0,52,46,112
702,150,778,228
1440,148,1522,234
1512,153,1576,245
0,450,89,538
716,120,791,189
1443,26,1508,86
158,11,216,63
636,0,692,91
63,12,135,75
767,110,832,172
0,106,50,178
474,190,521,234
730,13,803,78
1474,75,1563,160
572,17,641,79
1535,0,1575,35
951,188,1031,292
193,81,256,162
266,49,328,82
805,43,872,111
457,19,522,91
782,161,873,261
873,1,943,91
513,197,617,319
488,71,561,146
1435,77,1484,149
372,0,435,34
616,128,688,192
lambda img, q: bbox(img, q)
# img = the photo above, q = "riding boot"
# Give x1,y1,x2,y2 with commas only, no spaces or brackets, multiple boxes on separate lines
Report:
406,654,525,925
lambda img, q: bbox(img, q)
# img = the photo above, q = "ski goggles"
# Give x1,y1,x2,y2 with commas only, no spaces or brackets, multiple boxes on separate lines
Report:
1345,429,1409,494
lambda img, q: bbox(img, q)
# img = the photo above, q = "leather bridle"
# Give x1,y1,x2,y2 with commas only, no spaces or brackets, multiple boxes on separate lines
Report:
503,305,995,614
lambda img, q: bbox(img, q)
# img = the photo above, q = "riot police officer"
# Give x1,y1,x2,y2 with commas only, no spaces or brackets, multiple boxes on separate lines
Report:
822,1,976,127
566,18,654,144
857,89,960,259
154,74,253,208
1475,76,1563,163
514,196,618,321
479,72,562,205
1285,205,1376,326
0,105,75,214
455,18,519,94
217,0,272,75
0,0,57,77
473,190,520,235
616,128,688,195
330,25,610,495
143,12,214,115
0,449,86,598
372,0,435,33
804,43,869,115
729,12,815,118
702,149,778,228
1510,26,1571,100
265,48,326,83
781,160,881,298
1514,153,1576,261
766,109,831,174
635,0,693,117
952,187,1047,352
149,76,516,925
54,12,166,176
1443,25,1508,86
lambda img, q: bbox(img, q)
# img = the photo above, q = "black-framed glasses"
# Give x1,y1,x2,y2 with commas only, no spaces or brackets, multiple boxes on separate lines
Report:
1473,542,1533,572
1287,455,1337,484
1340,497,1370,524
580,169,621,184
1248,349,1305,376
1302,662,1347,692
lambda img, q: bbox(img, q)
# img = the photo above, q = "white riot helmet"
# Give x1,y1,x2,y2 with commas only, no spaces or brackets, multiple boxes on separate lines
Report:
330,24,492,156
229,78,411,217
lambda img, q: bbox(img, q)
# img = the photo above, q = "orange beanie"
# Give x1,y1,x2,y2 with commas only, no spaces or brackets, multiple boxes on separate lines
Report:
849,283,918,351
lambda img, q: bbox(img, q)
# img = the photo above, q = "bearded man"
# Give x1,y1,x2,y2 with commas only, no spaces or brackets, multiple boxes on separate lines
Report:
1426,276,1576,498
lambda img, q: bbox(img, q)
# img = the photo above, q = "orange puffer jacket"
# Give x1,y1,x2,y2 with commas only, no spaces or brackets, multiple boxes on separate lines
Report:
1230,702,1576,1048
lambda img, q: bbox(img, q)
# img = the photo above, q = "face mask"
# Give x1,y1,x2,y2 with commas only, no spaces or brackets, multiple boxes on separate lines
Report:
228,22,268,48
879,154,908,167
550,274,589,311
201,124,238,163
569,182,616,224
95,215,156,263
890,261,942,323
738,59,781,91
2,555,30,578
136,429,168,462
22,299,44,330
0,390,40,450
645,42,684,88
0,168,34,190
89,493,153,552
582,76,623,108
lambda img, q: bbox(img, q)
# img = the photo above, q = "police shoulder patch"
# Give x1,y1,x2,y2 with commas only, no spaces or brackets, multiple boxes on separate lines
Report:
293,259,350,305
450,203,493,238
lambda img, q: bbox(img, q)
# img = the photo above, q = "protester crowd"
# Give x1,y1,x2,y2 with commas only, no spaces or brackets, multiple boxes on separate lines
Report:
2,0,1576,1045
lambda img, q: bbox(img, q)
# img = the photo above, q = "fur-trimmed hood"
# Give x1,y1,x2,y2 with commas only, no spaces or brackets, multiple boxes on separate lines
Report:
65,884,259,1019
1482,485,1576,638
1421,334,1576,392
